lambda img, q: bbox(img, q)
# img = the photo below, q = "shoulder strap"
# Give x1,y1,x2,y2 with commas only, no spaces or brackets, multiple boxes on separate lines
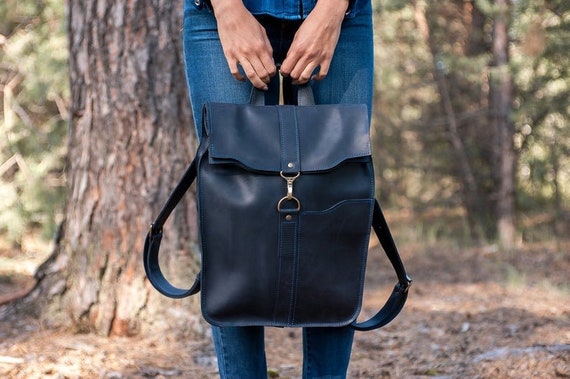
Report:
350,200,412,331
142,137,209,298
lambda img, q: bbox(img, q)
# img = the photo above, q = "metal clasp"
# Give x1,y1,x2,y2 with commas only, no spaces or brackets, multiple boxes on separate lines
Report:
277,171,301,212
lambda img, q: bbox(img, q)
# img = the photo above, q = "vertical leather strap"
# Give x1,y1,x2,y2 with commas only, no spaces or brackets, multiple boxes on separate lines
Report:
273,213,300,325
278,106,301,174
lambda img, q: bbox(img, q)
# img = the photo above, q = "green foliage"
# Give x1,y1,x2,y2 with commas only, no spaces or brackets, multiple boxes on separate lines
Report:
0,0,68,245
0,0,567,247
512,0,570,215
373,0,569,242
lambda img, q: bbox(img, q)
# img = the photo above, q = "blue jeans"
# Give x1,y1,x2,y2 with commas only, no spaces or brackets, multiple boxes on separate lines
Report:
183,2,373,378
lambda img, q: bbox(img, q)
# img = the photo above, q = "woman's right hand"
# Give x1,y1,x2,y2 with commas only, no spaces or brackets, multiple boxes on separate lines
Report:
210,0,276,90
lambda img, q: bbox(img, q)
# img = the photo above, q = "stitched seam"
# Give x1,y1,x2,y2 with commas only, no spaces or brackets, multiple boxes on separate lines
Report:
278,106,286,171
273,220,285,324
304,153,371,172
293,107,301,171
289,217,300,325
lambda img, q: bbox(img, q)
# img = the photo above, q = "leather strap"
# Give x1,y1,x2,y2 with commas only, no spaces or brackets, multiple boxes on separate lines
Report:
142,138,209,298
143,137,412,329
350,200,412,331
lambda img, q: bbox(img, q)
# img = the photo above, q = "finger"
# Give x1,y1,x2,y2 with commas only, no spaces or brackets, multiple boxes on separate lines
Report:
286,59,306,81
247,37,275,84
239,58,269,90
228,59,246,82
250,57,274,84
292,62,318,85
311,60,330,81
261,36,277,78
279,55,296,77
281,39,312,78
260,56,277,81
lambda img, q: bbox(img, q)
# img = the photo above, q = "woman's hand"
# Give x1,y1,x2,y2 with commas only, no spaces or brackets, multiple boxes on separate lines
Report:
211,0,277,89
280,0,349,84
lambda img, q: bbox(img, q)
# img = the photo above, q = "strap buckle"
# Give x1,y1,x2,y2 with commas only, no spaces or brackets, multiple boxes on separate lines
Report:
399,275,413,293
149,223,162,238
277,171,301,212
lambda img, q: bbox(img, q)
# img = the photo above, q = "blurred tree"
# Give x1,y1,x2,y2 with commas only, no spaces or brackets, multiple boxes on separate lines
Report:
489,0,516,249
513,0,570,240
10,0,201,336
372,0,568,243
412,0,488,241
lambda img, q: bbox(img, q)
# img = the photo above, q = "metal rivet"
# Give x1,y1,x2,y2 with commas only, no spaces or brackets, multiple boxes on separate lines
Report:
287,162,294,168
285,215,292,221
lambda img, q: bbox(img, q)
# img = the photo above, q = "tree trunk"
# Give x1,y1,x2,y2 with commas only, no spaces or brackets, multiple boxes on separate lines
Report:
490,0,517,249
413,0,486,242
7,0,201,336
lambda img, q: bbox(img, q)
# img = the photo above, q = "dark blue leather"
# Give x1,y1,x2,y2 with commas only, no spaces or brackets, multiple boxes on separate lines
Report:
199,100,375,327
205,103,370,173
143,87,411,330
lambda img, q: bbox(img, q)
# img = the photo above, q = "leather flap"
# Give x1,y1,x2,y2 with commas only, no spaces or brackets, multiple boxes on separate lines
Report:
203,102,371,173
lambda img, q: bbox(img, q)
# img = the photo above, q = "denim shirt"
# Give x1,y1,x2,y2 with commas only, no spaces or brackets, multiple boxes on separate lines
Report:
192,0,363,19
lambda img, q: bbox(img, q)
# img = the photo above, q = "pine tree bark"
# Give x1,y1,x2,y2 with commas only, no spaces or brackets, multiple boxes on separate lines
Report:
7,0,202,336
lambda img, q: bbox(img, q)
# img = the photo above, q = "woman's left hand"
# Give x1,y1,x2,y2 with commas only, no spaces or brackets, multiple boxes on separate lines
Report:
280,0,349,84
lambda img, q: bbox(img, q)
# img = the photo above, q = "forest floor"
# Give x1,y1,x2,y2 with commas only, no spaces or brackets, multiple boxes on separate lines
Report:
0,232,569,378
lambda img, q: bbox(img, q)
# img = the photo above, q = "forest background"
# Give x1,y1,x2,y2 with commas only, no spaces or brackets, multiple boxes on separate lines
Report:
2,0,568,254
0,0,568,378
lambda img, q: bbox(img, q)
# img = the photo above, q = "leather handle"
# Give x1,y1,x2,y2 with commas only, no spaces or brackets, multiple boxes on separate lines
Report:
297,85,315,106
250,82,315,106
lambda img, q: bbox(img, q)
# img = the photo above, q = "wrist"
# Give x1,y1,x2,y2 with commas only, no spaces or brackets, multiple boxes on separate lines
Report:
315,0,350,19
210,0,247,16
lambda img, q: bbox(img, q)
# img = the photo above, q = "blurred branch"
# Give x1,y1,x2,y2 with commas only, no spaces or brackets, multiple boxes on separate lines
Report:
0,153,31,180
2,74,24,130
51,93,69,120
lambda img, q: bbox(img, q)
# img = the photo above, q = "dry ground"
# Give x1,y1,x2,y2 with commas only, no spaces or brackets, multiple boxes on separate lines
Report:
1,237,569,378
